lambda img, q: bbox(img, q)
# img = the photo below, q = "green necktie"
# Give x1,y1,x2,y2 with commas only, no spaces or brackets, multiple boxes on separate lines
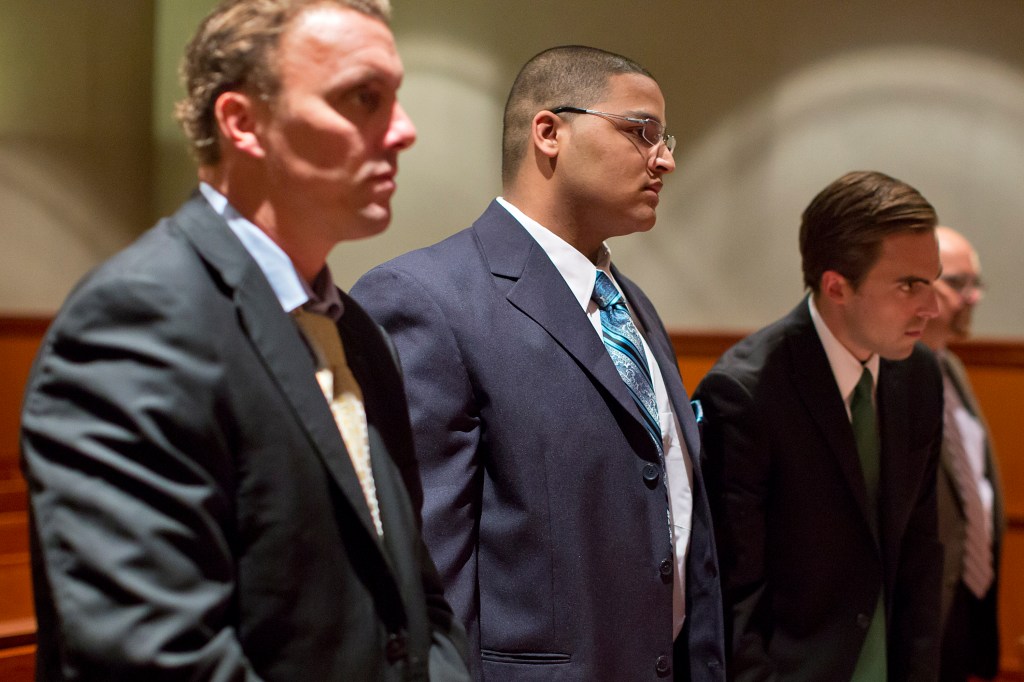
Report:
849,367,886,682
850,367,880,517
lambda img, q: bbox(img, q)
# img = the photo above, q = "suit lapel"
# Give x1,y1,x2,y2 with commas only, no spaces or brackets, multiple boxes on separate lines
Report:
474,202,660,459
877,358,909,556
785,303,876,536
936,355,967,512
170,195,383,544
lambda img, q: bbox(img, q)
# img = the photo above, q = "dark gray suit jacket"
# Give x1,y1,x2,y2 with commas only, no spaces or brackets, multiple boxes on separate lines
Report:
936,351,1004,678
351,201,725,681
21,194,468,681
693,299,943,682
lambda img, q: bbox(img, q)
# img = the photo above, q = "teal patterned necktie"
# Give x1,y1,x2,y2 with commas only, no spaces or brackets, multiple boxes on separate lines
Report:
592,271,662,453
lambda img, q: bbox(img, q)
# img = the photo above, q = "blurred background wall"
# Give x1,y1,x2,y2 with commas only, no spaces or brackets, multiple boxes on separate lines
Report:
2,0,1022,336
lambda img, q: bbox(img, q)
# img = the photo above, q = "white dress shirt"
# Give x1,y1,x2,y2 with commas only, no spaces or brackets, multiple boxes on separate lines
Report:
808,296,880,418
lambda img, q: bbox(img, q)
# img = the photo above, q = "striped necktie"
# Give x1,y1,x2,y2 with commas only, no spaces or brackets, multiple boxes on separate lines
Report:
941,365,994,598
292,308,384,537
591,271,662,454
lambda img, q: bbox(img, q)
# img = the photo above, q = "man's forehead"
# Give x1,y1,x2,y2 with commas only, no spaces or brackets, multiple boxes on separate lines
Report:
277,6,401,83
595,74,666,118
281,5,395,57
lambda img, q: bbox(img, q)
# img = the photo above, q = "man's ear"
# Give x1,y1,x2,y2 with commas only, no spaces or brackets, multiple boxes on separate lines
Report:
820,270,852,305
213,91,266,159
530,110,563,161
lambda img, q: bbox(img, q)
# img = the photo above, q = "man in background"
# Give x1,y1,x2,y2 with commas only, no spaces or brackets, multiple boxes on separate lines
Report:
352,46,725,680
921,226,1005,682
694,171,945,681
20,1,468,679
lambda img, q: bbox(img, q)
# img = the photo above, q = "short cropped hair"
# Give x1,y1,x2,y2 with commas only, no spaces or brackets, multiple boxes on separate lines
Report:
800,170,938,292
175,0,391,166
501,45,654,185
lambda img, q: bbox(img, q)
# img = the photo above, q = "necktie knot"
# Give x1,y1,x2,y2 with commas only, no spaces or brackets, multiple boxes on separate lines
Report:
292,307,384,538
852,366,874,408
592,271,623,310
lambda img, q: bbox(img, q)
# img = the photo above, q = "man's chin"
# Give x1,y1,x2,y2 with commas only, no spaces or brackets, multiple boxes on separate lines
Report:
343,206,392,241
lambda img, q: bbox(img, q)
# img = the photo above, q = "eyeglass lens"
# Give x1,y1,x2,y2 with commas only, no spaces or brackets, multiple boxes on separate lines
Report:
941,275,984,297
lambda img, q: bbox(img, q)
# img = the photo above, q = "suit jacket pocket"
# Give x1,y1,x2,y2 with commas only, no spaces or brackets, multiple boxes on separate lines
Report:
480,649,571,665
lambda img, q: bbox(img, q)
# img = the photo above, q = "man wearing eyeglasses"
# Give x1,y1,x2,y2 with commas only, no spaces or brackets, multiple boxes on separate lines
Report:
352,45,725,681
922,227,1005,682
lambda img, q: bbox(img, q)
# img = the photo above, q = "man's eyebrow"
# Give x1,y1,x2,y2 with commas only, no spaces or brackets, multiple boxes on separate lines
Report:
623,109,662,122
327,67,401,93
898,275,933,286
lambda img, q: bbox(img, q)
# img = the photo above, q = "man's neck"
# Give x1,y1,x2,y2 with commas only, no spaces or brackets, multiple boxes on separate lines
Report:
812,293,872,363
198,169,327,283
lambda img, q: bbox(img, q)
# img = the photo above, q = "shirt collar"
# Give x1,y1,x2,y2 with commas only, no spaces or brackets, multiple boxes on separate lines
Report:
199,183,343,320
808,295,879,404
496,196,612,311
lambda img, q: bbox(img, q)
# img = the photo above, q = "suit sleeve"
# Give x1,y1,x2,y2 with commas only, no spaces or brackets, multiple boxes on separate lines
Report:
351,265,484,671
694,369,779,682
424,568,472,682
20,278,263,681
890,359,944,682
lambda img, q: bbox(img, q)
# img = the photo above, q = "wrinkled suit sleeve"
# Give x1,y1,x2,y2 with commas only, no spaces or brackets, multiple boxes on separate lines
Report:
21,277,263,680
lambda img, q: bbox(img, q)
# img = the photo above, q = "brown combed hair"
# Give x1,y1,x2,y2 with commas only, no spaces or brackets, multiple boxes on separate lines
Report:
175,0,391,166
800,170,938,292
501,45,654,185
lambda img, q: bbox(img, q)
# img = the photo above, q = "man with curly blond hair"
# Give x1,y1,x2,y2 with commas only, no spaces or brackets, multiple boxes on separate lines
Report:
21,1,469,679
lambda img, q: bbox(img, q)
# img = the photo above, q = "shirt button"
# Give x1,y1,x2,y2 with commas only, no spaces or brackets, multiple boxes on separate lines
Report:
655,654,671,675
856,613,871,629
659,558,673,577
642,463,660,487
385,631,407,662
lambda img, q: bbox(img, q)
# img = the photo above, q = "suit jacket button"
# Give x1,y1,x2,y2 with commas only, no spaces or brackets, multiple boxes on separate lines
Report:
385,631,408,662
856,613,870,629
659,558,673,577
642,463,660,487
655,654,671,675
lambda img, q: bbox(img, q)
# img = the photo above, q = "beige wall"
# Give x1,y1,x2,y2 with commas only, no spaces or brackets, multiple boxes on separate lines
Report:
3,0,1023,337
0,1,154,314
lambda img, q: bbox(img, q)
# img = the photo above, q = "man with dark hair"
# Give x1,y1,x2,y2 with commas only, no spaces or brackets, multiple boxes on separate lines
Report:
921,227,1004,682
352,45,725,680
694,170,945,681
20,1,469,679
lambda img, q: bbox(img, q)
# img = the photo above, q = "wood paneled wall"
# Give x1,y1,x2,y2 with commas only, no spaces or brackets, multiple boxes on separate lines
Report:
1,319,1021,679
0,318,41,681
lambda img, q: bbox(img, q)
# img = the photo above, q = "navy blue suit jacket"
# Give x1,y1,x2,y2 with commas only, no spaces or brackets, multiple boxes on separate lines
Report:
352,201,725,681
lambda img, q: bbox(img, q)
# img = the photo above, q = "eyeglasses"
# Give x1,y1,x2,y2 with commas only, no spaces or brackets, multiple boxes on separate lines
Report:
550,106,676,154
939,274,985,300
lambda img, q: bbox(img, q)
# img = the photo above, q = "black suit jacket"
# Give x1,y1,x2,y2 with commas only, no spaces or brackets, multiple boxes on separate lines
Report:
693,299,943,682
20,194,468,681
351,201,726,681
